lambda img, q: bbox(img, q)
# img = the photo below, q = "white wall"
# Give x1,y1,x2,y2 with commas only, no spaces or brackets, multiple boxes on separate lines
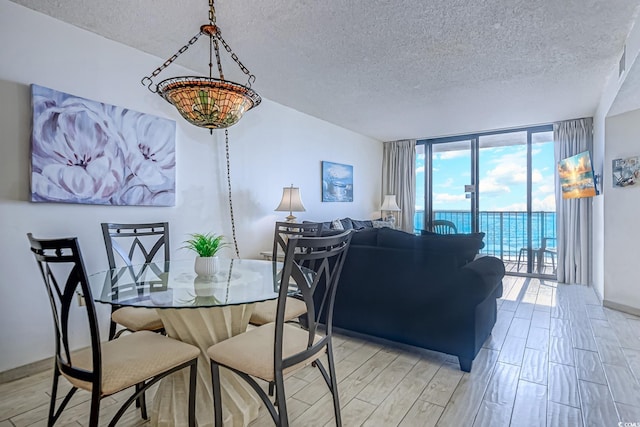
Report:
592,13,640,308
0,1,382,373
603,109,640,311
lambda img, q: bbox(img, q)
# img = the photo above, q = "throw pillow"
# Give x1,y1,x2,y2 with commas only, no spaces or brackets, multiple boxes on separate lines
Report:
350,218,373,229
331,219,345,230
339,218,354,230
372,220,394,229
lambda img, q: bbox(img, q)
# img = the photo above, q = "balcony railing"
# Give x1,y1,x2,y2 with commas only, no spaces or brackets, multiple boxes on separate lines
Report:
415,210,557,263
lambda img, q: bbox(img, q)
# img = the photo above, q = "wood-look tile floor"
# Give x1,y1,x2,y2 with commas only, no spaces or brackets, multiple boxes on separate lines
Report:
2,276,640,426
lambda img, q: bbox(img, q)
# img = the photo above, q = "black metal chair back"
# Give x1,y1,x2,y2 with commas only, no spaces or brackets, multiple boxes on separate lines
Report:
101,222,170,269
101,222,169,339
28,233,198,426
275,230,352,376
28,234,102,385
28,234,103,424
432,219,458,234
272,221,322,260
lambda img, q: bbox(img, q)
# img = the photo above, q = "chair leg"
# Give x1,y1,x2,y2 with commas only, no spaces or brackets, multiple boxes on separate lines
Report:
326,343,342,427
108,320,118,340
47,368,59,426
274,371,289,427
188,360,197,427
268,381,275,397
89,387,101,427
210,361,224,427
517,248,524,271
135,383,147,419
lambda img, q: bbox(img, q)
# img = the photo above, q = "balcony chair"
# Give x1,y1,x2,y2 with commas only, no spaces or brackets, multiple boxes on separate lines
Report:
27,233,199,427
517,237,556,273
101,222,169,340
432,219,458,234
248,221,322,326
207,230,353,427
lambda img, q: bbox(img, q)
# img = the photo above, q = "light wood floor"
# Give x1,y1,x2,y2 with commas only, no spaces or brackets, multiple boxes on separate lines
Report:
2,276,640,426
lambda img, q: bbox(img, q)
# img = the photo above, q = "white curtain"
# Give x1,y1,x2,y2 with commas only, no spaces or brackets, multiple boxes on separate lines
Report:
554,118,593,284
382,140,416,233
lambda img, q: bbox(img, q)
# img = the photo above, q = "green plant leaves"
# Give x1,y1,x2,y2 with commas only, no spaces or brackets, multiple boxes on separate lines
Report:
182,232,228,257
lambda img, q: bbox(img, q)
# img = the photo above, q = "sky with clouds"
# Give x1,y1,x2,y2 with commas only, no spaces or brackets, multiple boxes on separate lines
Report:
416,139,556,213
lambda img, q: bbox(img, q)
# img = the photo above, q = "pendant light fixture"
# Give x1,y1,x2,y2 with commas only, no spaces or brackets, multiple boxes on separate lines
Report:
142,0,261,131
142,0,260,258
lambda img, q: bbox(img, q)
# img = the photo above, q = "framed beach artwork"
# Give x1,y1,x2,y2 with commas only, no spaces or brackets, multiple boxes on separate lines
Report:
30,84,176,206
322,161,353,202
612,156,640,187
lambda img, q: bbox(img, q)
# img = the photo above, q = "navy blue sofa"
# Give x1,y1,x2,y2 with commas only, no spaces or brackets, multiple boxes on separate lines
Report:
315,226,505,372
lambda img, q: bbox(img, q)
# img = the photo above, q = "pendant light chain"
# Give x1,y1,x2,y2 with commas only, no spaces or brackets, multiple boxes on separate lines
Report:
224,130,240,258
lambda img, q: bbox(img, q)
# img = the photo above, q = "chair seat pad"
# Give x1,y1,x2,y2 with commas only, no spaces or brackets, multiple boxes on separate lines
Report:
207,323,322,382
63,331,200,396
111,307,164,332
249,297,307,326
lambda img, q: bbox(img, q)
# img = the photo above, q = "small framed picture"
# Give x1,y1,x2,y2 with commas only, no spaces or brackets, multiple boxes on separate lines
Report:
322,161,353,202
612,156,640,187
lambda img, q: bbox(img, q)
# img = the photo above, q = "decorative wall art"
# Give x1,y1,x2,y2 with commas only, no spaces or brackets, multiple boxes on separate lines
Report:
30,84,176,206
558,151,597,199
612,156,640,187
322,161,353,202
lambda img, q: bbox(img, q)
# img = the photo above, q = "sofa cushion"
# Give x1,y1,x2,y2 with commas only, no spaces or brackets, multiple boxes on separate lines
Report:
349,218,373,230
415,233,486,265
350,228,378,246
376,227,415,250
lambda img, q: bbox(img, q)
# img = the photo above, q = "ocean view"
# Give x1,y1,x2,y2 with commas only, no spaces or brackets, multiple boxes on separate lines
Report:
415,210,557,261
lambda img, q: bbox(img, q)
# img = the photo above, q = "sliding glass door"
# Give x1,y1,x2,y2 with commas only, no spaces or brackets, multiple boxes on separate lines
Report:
416,125,556,278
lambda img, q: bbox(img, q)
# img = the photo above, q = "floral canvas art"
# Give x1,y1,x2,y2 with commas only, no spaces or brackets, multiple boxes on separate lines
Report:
31,84,176,206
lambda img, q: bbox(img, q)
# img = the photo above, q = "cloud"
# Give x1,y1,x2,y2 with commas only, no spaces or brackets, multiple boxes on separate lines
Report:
480,177,511,195
416,165,424,174
436,150,469,160
436,178,455,188
533,195,556,211
434,193,467,202
495,202,527,212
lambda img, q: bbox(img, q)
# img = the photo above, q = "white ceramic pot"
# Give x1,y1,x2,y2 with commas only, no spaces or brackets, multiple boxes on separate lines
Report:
194,256,219,277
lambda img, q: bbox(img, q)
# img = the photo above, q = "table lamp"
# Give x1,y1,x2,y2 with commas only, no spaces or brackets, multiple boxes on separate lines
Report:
380,194,401,224
275,185,306,222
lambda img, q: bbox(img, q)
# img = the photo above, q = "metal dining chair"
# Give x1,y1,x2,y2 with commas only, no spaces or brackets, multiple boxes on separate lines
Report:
101,222,169,339
207,230,353,426
248,221,323,326
27,233,199,427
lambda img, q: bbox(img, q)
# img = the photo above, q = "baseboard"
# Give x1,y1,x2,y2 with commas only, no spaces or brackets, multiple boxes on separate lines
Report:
603,299,640,317
0,356,52,385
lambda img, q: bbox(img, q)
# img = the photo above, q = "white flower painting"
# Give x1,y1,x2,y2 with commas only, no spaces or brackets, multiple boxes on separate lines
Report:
31,84,176,206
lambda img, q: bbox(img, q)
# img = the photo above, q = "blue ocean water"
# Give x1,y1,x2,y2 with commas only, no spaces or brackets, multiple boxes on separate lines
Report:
414,211,556,260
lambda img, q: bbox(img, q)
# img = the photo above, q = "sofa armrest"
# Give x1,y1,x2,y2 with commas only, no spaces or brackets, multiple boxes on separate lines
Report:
449,256,505,305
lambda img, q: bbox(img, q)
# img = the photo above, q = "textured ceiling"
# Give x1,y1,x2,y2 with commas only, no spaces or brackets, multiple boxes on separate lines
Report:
9,0,640,140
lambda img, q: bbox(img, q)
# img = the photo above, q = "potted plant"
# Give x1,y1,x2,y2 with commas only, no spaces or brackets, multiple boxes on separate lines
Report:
183,232,228,277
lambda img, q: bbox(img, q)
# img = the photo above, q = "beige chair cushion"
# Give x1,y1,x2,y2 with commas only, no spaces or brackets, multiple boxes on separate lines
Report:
111,307,164,332
62,331,200,396
207,323,322,382
249,297,307,326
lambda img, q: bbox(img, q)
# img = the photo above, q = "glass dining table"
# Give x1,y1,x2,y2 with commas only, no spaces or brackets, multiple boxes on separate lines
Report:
89,258,292,427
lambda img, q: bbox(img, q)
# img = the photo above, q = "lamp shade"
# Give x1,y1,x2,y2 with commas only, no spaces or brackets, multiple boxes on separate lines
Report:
380,194,401,211
275,185,306,222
